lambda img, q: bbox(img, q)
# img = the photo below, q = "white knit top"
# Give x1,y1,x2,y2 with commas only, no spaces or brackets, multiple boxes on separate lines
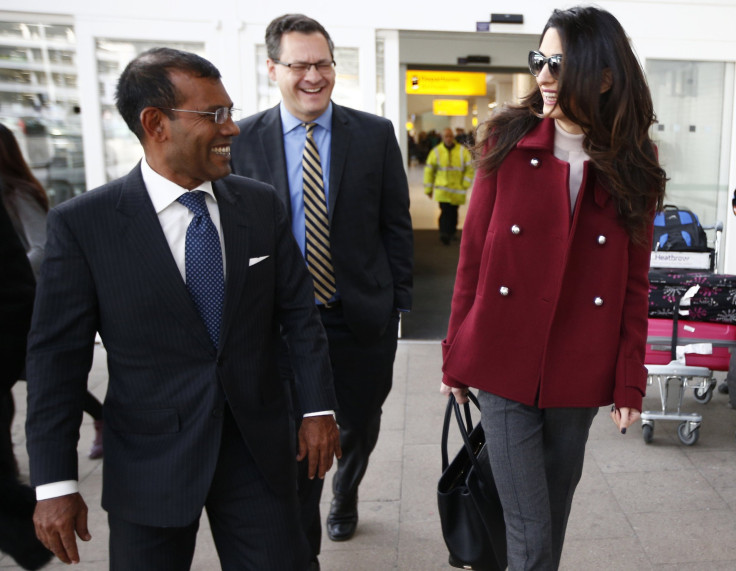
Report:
553,120,589,214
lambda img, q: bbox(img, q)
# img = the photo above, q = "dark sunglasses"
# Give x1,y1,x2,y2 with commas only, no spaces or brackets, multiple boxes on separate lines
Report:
528,50,563,79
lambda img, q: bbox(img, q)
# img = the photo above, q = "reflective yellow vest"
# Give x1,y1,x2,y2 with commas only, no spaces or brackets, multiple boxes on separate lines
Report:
423,143,474,206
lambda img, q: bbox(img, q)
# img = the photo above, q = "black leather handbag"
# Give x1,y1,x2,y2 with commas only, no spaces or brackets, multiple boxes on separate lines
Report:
437,392,507,571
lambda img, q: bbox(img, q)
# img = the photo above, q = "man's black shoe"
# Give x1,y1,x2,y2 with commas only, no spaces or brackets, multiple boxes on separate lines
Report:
308,557,320,570
326,494,358,541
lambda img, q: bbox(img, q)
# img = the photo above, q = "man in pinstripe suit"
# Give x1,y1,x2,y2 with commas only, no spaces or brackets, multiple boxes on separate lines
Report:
24,48,339,570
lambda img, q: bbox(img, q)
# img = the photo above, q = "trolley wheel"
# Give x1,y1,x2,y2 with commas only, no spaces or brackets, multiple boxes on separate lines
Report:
693,385,714,405
677,422,700,446
642,423,654,444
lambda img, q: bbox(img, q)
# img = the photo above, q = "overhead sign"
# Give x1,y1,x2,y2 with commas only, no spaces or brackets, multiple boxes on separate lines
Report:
433,99,469,116
406,70,487,96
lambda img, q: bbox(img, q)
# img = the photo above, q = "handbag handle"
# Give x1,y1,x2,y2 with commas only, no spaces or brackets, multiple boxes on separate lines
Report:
440,391,482,472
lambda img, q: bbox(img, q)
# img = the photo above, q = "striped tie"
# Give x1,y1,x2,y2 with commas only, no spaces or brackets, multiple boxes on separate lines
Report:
302,122,337,306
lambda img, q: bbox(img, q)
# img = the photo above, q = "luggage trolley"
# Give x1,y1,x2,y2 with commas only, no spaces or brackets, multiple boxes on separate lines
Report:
642,220,735,445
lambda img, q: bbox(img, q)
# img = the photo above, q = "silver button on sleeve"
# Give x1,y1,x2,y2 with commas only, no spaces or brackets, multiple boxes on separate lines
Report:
594,297,604,306
597,235,607,245
499,286,510,296
511,224,521,235
530,158,540,168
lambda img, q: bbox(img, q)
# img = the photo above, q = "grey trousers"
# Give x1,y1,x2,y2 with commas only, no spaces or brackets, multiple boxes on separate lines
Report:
478,390,598,571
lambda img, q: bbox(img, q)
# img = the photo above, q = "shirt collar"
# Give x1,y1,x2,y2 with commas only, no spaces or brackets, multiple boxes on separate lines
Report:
279,101,333,135
141,157,216,214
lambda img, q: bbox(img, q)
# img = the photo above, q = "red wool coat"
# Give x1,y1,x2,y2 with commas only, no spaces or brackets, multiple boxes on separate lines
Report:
441,118,652,411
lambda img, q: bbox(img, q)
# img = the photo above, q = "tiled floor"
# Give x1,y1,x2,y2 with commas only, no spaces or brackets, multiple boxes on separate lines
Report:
5,341,736,569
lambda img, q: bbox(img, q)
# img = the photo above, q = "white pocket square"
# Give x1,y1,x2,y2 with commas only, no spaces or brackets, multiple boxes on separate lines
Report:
249,255,269,267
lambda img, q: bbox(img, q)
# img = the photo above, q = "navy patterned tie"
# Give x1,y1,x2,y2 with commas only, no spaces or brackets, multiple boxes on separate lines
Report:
177,191,224,348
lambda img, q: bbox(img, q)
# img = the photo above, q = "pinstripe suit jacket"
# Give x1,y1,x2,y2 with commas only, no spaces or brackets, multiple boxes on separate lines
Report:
25,164,336,527
231,103,413,342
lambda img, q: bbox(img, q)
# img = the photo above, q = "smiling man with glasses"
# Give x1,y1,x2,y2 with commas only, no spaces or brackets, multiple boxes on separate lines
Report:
24,46,340,570
231,13,413,571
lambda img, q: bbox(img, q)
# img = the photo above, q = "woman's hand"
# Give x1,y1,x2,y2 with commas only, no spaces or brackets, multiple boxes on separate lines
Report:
440,382,469,404
610,406,641,434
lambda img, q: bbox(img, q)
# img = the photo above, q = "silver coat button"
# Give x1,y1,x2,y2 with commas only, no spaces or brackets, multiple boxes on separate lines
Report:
511,224,521,235
597,235,607,245
499,286,510,296
530,158,540,168
594,297,604,306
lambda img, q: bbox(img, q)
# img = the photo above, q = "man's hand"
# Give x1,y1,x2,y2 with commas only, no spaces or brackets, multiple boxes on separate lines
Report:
297,415,342,480
426,190,434,199
34,493,91,564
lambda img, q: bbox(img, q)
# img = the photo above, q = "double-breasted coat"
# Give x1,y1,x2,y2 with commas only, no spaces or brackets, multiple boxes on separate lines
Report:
442,118,652,411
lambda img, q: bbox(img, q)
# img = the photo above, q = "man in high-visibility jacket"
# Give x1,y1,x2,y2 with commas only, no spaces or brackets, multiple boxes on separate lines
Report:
424,127,474,245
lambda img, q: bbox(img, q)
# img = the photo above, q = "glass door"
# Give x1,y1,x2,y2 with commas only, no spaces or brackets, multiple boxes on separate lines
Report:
647,59,734,263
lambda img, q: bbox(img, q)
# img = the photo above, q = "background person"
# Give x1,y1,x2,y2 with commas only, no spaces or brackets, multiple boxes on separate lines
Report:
25,47,339,570
424,127,474,245
0,123,105,460
230,13,413,569
0,195,53,570
440,6,666,569
726,188,736,405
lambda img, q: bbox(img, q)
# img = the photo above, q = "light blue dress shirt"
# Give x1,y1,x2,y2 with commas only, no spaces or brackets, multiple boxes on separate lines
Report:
279,102,333,257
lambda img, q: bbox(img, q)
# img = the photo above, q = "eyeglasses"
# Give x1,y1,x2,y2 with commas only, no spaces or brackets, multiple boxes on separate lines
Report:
158,107,238,125
272,59,336,75
528,51,563,79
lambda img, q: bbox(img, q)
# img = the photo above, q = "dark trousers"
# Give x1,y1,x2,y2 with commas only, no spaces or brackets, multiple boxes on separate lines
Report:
109,406,310,571
478,391,598,571
438,202,459,240
0,392,17,478
83,391,103,420
298,304,399,558
0,388,53,570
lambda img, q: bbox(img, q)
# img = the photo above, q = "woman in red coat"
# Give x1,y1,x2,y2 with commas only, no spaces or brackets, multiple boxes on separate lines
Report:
440,6,666,569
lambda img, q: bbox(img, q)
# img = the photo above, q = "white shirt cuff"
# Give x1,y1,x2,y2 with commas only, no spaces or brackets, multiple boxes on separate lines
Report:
303,410,334,418
36,480,79,500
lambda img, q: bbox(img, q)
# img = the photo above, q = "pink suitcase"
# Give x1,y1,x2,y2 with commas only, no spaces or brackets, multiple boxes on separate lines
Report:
646,318,736,370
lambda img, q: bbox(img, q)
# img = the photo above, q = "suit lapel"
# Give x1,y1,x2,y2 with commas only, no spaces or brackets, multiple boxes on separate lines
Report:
258,106,292,218
214,179,250,348
328,104,350,225
116,165,215,354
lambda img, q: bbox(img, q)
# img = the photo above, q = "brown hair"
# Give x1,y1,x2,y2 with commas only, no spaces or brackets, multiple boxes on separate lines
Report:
475,6,666,243
0,122,49,212
265,14,334,61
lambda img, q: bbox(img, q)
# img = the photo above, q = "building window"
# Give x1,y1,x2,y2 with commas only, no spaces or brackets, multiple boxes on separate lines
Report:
96,39,205,182
0,18,83,207
648,59,734,228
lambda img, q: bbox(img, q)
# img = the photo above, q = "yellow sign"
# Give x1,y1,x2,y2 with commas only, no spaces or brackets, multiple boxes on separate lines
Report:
406,70,487,96
433,99,469,116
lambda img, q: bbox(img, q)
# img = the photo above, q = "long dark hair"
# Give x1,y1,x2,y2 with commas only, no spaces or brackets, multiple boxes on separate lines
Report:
475,6,666,243
0,123,49,212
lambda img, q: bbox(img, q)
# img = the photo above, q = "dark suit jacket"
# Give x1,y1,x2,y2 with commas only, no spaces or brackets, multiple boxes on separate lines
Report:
25,165,336,527
231,103,413,342
0,194,35,394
